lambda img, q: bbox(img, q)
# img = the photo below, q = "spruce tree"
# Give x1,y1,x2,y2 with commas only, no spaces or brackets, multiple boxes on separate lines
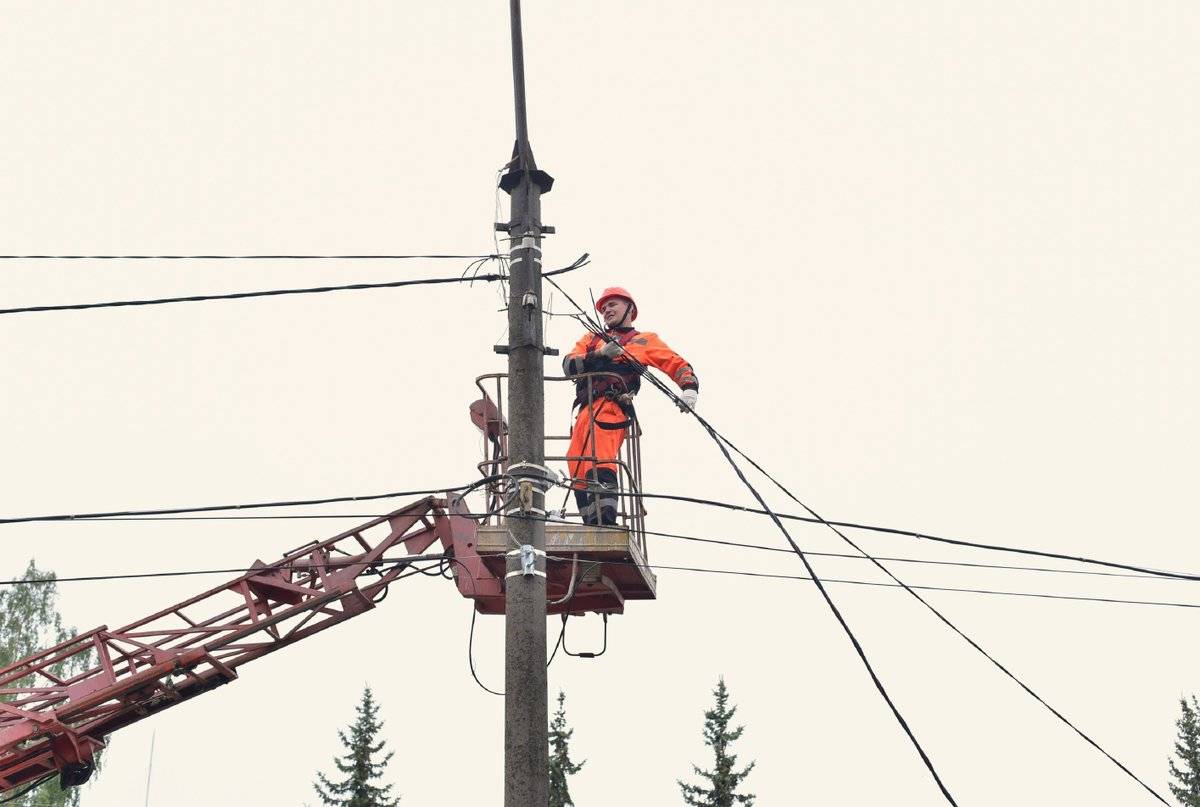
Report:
313,686,400,807
678,677,755,807
1170,695,1200,806
548,691,585,807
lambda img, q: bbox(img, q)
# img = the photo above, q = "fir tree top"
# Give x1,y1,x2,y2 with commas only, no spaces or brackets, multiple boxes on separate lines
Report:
549,690,585,807
678,677,756,807
1170,695,1200,807
313,685,401,807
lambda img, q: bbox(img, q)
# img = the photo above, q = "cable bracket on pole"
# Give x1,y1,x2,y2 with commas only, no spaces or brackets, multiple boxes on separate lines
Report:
505,462,558,492
505,545,546,579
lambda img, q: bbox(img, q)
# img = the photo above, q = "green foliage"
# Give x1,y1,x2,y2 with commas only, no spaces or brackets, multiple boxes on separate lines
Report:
1,560,98,807
548,691,585,807
678,677,755,807
1170,695,1200,806
313,686,400,807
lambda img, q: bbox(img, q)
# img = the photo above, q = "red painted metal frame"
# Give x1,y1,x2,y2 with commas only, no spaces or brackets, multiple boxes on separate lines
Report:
0,496,464,792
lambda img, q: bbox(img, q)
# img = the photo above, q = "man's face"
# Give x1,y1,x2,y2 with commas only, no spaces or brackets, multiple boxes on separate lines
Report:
600,298,631,327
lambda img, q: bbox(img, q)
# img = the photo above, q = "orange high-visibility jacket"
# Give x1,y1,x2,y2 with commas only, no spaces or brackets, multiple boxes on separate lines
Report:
562,327,698,404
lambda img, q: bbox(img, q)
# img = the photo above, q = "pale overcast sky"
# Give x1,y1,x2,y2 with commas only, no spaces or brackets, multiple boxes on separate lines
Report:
2,3,1198,805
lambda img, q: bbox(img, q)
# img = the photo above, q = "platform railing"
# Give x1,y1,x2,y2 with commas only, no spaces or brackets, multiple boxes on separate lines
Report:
473,372,648,561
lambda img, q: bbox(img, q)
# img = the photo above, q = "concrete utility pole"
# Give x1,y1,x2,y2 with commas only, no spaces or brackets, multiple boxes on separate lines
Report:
499,1,554,805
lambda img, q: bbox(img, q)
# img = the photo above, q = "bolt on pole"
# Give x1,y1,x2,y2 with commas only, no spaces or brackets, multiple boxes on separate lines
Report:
500,1,554,806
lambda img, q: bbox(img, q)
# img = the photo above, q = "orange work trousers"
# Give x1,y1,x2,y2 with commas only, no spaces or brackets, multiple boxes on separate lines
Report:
567,399,628,488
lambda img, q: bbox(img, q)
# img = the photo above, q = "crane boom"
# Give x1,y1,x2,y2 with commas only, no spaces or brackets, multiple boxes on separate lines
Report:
0,496,472,792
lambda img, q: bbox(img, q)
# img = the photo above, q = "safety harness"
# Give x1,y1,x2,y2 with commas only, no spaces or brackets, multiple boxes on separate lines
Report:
571,327,646,429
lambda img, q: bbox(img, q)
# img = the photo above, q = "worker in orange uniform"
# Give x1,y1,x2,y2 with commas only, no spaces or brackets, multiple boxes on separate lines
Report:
562,287,699,525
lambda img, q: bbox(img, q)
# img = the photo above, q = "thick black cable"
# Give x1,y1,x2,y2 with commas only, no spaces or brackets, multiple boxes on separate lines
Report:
50,511,1172,582
0,273,501,316
438,554,506,697
0,254,500,260
44,506,1188,585
0,554,449,587
547,617,567,667
468,606,505,697
564,295,959,803
634,526,1167,581
560,286,1166,802
709,436,1173,804
619,491,1200,582
681,416,959,802
4,542,1197,608
0,254,587,317
543,555,1200,609
0,478,501,525
630,356,1168,800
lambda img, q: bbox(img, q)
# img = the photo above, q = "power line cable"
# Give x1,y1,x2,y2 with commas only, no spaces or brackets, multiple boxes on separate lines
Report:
40,511,1171,583
542,554,1200,610
704,433,1173,803
0,554,450,587
0,254,500,260
556,287,959,804
632,525,1170,581
0,479,502,525
555,284,1168,803
0,254,588,317
11,475,1195,585
7,546,1200,609
618,490,1200,583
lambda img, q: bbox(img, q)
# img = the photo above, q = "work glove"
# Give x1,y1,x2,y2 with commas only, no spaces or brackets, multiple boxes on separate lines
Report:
677,388,699,412
597,340,624,359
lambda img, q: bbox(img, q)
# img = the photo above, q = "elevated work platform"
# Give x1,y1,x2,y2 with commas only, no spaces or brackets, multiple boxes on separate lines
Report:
469,523,656,615
453,372,658,616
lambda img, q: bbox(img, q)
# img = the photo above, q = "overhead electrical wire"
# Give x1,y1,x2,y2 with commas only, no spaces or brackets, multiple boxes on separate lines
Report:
625,524,1174,582
0,254,588,317
9,478,1196,584
0,478,504,525
541,554,1200,610
0,253,502,260
618,490,1200,583
549,282,1169,803
0,554,450,587
551,285,959,804
35,501,1196,588
704,436,1172,804
34,510,1175,583
6,546,1200,610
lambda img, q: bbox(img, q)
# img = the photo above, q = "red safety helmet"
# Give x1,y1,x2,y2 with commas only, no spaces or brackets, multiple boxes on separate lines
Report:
595,286,638,322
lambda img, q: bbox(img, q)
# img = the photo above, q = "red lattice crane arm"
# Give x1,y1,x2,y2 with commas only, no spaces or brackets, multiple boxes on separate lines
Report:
0,496,473,792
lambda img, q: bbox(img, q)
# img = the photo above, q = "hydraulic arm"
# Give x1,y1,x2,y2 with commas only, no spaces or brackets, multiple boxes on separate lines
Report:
0,496,472,792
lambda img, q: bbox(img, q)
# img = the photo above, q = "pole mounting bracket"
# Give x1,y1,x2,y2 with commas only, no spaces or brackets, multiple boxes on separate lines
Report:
494,344,559,356
499,168,554,194
496,222,555,234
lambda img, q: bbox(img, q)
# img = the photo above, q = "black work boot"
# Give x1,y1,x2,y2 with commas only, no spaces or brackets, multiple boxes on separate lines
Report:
574,485,599,525
593,467,620,526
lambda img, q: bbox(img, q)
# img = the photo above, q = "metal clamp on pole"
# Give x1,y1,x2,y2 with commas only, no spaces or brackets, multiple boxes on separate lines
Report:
505,545,547,579
502,462,558,518
505,462,558,492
